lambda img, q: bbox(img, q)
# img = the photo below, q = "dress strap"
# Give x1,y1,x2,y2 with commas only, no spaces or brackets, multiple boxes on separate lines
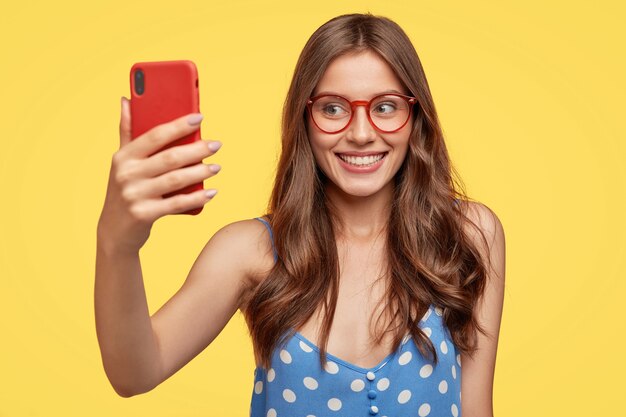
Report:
254,217,278,263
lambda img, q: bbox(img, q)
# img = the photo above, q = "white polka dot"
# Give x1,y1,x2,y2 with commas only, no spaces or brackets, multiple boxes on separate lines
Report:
398,389,412,404
282,388,296,403
324,360,339,374
299,340,313,352
303,376,318,390
451,403,459,417
420,364,433,378
350,379,365,392
452,364,457,379
267,409,277,417
423,327,432,337
418,403,431,416
377,377,390,391
435,306,443,316
306,415,316,417
398,351,412,365
328,398,342,411
438,380,448,393
254,380,263,394
456,354,461,367
267,368,275,382
421,308,432,322
402,333,411,345
279,349,292,364
440,340,448,354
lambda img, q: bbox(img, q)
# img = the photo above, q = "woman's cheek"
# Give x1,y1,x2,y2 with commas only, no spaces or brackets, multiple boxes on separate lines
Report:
314,151,333,178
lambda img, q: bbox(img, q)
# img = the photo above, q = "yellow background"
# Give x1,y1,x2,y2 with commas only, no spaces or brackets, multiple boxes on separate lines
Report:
1,0,624,415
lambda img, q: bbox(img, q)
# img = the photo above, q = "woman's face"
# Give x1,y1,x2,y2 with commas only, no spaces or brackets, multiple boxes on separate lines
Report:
307,49,413,198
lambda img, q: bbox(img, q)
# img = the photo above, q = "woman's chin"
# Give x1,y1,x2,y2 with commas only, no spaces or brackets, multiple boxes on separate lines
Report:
331,181,388,199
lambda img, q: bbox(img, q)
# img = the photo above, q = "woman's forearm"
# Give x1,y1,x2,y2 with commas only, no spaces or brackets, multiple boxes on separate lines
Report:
94,234,162,397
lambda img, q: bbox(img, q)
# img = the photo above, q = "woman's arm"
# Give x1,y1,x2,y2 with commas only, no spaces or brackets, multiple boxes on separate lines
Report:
460,202,506,417
95,219,266,397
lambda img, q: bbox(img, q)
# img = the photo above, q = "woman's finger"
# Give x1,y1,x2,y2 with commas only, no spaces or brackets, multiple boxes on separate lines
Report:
125,162,220,201
119,97,132,149
131,188,218,221
139,139,221,179
123,113,204,159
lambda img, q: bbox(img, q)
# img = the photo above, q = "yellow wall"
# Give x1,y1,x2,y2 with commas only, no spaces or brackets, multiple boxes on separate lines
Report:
1,0,624,415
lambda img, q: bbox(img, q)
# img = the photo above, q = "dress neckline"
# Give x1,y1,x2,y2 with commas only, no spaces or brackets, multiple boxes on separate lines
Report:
253,305,437,373
290,328,410,374
285,305,436,373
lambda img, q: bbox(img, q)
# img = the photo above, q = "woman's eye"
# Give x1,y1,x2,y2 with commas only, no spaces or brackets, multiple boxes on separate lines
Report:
323,105,348,116
373,103,396,114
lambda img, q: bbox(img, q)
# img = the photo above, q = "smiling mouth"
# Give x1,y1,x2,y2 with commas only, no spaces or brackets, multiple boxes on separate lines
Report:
336,152,388,167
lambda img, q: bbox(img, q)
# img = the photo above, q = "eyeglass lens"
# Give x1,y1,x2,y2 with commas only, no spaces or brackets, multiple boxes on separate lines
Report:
310,95,411,133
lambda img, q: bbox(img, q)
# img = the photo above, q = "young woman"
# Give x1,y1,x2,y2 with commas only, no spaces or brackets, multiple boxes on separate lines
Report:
95,13,505,417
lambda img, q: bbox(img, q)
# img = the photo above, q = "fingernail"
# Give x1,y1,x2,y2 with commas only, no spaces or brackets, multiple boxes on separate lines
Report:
209,164,221,173
187,114,204,125
208,141,222,151
205,189,218,198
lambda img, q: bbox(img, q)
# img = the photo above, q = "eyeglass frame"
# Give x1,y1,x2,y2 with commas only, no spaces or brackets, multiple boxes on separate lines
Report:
306,93,418,134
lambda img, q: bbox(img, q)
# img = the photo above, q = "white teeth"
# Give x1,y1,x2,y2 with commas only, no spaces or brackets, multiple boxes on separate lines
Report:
338,153,385,166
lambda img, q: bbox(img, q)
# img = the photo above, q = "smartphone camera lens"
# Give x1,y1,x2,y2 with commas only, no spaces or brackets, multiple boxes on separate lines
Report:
134,69,145,95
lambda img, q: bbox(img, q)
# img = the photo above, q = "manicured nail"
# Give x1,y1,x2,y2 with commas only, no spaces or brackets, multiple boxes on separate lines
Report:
208,141,222,151
187,114,204,125
205,189,218,198
209,164,221,173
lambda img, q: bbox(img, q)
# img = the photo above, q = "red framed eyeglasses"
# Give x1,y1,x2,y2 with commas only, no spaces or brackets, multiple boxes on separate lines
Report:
306,93,417,134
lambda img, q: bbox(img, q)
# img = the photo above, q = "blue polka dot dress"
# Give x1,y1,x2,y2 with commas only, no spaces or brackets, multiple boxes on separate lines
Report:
249,217,462,417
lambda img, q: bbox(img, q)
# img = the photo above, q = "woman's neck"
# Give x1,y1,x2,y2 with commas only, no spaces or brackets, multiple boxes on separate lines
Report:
325,181,393,243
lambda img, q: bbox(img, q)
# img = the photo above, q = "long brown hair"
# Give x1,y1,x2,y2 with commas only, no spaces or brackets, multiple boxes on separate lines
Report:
241,12,493,370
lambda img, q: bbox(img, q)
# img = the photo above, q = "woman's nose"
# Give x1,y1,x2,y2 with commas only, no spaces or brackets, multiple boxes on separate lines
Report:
346,106,377,143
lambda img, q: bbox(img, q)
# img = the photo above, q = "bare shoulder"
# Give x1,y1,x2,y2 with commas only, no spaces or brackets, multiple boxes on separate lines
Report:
210,217,277,290
459,200,505,259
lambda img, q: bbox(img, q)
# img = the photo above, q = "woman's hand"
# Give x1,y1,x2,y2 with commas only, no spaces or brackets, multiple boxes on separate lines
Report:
97,97,222,254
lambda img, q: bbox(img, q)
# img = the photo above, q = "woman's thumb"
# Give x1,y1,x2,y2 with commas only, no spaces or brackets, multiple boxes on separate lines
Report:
119,96,132,148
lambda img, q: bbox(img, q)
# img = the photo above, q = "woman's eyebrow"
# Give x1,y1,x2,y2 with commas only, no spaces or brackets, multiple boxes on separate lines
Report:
313,89,404,98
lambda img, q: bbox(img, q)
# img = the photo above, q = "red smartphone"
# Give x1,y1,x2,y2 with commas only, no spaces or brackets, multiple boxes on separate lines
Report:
129,60,204,215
